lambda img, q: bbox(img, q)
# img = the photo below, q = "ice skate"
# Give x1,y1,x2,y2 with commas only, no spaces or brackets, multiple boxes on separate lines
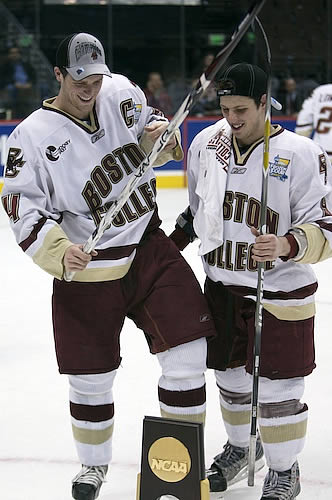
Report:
72,465,108,500
260,460,300,499
207,437,264,493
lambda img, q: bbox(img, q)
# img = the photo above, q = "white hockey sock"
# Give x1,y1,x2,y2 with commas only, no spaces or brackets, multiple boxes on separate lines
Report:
215,367,252,448
259,406,308,471
258,376,307,471
68,370,116,466
157,338,207,423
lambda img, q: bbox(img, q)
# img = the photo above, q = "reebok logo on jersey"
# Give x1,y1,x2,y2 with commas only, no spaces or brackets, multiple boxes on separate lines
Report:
231,167,247,174
91,129,105,143
200,313,211,323
269,155,289,182
45,140,71,162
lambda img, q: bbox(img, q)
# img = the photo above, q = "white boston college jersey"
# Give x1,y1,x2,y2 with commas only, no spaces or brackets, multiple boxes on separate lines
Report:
295,83,332,161
188,118,332,321
1,75,180,282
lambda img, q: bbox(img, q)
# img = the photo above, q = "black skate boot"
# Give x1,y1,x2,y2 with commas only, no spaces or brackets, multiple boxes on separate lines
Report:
72,465,108,500
207,437,264,493
260,461,301,499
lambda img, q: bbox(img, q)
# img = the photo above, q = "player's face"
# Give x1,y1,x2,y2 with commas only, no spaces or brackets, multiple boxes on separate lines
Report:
60,74,103,119
220,95,265,146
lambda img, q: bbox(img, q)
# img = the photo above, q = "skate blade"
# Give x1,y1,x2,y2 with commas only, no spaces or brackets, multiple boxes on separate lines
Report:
208,459,265,498
228,458,265,487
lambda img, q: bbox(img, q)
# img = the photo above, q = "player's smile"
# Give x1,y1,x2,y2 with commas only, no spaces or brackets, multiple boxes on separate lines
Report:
231,122,245,131
77,95,94,103
78,95,92,101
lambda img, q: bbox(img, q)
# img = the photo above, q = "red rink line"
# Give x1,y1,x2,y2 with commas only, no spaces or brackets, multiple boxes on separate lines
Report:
0,457,78,465
0,457,138,468
0,457,332,489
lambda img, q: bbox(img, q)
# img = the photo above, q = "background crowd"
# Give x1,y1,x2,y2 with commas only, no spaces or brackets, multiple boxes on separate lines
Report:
0,45,323,120
0,0,329,121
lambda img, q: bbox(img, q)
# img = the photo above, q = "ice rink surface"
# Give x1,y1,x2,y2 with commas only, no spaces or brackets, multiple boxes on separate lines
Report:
1,188,332,500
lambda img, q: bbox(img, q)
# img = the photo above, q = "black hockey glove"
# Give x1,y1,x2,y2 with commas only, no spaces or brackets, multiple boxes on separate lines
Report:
175,206,197,241
169,206,197,251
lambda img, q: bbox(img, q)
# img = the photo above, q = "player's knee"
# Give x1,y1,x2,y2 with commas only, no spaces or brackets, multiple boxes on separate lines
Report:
157,337,207,380
215,366,252,394
258,376,305,404
68,370,117,397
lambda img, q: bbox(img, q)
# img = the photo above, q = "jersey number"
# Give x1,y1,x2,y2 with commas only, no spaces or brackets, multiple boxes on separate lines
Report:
1,193,20,223
317,106,332,134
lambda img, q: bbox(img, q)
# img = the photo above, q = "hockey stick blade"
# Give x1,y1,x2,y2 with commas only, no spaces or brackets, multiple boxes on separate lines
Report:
64,0,267,282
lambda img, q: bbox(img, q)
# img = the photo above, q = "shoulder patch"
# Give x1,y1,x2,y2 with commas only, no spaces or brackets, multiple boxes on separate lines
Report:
5,148,26,178
319,153,327,184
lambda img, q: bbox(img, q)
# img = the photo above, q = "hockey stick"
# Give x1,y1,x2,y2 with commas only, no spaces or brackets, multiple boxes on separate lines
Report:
64,0,267,282
247,15,272,487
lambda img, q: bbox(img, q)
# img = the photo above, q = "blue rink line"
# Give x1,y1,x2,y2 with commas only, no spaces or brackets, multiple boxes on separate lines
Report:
0,117,297,190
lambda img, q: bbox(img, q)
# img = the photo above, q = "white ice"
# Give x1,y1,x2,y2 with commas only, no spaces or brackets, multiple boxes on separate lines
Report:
1,188,332,500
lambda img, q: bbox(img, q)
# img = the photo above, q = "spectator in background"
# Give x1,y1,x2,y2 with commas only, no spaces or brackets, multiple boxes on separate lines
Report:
144,71,173,116
192,52,215,80
296,74,319,104
190,80,220,117
271,75,280,100
167,72,191,116
0,46,37,118
277,77,302,117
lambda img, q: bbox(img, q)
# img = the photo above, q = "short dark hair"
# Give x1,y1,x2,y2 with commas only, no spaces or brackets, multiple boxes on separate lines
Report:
59,67,68,78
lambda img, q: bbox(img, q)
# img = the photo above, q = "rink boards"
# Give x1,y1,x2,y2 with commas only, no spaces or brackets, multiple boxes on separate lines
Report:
0,117,297,192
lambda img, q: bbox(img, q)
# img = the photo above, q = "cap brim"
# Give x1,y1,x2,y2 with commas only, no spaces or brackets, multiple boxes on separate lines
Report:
218,90,282,111
271,97,282,111
66,64,112,81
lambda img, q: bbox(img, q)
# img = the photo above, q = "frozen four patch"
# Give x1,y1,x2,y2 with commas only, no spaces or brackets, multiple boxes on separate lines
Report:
269,154,290,182
134,103,142,124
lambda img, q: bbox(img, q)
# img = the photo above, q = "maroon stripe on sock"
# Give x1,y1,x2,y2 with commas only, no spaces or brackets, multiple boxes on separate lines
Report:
70,402,114,422
158,384,206,408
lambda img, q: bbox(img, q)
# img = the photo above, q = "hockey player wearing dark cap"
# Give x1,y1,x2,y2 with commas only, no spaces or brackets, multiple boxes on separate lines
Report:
171,63,332,499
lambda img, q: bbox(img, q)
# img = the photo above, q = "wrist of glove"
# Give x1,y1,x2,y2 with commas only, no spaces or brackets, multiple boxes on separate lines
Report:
175,206,197,242
169,206,197,251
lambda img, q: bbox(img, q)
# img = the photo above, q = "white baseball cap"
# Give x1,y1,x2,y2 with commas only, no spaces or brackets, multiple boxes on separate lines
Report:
56,32,112,81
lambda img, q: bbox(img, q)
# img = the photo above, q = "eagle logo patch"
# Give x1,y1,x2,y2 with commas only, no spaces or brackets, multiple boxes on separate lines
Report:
5,148,26,178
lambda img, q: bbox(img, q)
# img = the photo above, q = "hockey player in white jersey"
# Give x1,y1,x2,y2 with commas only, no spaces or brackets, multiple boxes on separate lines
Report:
1,33,216,500
295,83,332,162
171,63,332,499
